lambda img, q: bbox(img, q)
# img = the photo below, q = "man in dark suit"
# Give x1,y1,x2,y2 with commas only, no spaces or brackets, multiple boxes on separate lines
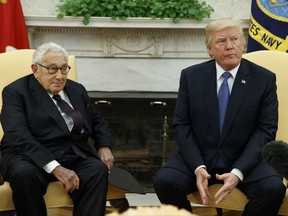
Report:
0,42,114,216
153,18,286,216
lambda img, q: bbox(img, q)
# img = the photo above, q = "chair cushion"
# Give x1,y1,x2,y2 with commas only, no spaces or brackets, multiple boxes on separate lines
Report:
188,183,288,215
44,181,73,207
187,184,248,211
0,182,14,211
0,181,126,211
279,189,288,216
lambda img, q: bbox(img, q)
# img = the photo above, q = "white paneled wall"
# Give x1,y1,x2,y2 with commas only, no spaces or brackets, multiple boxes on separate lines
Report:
20,0,252,92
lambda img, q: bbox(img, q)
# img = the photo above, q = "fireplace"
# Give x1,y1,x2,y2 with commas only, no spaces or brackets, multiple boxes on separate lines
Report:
89,91,177,191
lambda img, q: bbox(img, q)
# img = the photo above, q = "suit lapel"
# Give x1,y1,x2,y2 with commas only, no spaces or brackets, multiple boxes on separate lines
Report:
221,60,250,140
29,76,71,135
203,62,220,142
64,82,83,112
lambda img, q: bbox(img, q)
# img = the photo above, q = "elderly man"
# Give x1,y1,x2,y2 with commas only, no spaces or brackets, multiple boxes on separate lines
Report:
0,42,114,216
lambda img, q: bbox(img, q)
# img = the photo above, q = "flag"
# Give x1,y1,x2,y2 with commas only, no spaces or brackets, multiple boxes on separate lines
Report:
0,0,29,53
247,0,288,53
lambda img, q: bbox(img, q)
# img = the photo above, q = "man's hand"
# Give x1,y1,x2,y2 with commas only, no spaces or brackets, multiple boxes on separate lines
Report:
52,165,80,193
98,147,114,173
195,168,212,205
214,172,240,204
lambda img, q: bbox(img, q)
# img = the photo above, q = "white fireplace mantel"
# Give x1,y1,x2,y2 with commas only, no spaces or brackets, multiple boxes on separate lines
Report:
25,16,250,92
26,16,250,29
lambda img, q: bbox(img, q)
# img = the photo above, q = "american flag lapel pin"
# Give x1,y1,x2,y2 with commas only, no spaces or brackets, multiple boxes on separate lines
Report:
241,79,246,84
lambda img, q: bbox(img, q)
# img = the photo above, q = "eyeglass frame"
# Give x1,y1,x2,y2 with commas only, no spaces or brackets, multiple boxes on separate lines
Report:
36,63,71,75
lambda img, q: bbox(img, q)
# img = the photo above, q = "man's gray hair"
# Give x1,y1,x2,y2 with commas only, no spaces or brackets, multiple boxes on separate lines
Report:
32,42,69,64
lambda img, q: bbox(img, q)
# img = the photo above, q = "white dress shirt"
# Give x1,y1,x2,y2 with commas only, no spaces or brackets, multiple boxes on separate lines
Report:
42,91,75,173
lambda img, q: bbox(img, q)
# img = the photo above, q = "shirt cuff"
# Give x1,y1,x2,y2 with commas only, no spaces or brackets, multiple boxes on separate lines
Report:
195,165,206,174
231,168,243,181
42,160,60,173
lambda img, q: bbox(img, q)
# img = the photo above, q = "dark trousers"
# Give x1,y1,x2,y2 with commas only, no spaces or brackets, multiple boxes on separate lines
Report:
0,154,108,216
153,166,286,216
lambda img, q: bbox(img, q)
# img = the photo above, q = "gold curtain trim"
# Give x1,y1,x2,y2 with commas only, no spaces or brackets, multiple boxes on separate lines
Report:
0,0,8,4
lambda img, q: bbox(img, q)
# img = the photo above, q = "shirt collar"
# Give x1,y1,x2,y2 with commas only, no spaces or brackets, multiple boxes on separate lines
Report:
48,90,65,99
216,62,240,80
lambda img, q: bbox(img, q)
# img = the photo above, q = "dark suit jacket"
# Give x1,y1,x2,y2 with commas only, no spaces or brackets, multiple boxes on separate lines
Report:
166,58,280,183
0,74,110,169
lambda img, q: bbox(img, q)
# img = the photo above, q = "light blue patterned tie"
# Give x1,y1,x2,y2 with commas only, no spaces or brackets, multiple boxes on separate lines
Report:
218,72,231,134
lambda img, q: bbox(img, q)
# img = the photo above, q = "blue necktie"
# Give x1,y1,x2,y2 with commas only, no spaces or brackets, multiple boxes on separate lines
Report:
218,72,231,134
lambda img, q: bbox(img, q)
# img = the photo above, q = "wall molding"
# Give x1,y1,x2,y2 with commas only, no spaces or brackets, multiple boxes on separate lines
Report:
24,16,250,92
25,16,250,29
25,16,250,59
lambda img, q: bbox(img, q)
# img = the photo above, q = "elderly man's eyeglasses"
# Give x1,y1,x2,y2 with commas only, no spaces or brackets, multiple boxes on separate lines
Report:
36,63,71,74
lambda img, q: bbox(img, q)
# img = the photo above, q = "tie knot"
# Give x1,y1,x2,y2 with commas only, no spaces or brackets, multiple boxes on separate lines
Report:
222,72,231,80
52,94,61,101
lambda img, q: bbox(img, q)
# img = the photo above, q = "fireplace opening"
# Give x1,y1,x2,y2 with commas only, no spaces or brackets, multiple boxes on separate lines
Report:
89,91,178,192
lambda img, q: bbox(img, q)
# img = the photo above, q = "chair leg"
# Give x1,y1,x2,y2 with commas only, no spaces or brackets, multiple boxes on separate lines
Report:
109,198,129,213
216,207,223,216
0,211,16,216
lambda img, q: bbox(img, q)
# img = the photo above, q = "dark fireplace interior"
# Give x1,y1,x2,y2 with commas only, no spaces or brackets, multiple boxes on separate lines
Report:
89,91,178,192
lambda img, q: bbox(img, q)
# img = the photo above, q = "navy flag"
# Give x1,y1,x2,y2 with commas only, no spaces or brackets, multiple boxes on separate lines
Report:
247,0,288,53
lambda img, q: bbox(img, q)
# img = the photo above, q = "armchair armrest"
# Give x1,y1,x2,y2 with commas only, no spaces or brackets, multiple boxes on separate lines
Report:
283,178,288,187
0,141,4,185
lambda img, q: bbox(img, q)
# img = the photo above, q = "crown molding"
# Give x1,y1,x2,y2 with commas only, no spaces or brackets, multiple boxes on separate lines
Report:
25,16,250,29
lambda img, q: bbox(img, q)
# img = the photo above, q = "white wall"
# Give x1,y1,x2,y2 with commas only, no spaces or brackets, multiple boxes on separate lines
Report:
20,0,252,92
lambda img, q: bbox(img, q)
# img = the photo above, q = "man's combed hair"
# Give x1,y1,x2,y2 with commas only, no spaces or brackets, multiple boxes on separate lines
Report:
205,18,245,47
32,42,69,64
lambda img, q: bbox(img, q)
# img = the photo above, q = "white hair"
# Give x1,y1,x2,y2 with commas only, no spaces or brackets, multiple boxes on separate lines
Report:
32,42,69,64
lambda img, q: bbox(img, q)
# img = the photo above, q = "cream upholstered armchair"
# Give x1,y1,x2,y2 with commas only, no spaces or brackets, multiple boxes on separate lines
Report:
188,50,288,216
0,49,128,214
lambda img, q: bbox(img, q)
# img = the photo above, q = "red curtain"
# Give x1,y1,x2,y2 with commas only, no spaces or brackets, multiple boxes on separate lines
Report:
0,0,29,53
